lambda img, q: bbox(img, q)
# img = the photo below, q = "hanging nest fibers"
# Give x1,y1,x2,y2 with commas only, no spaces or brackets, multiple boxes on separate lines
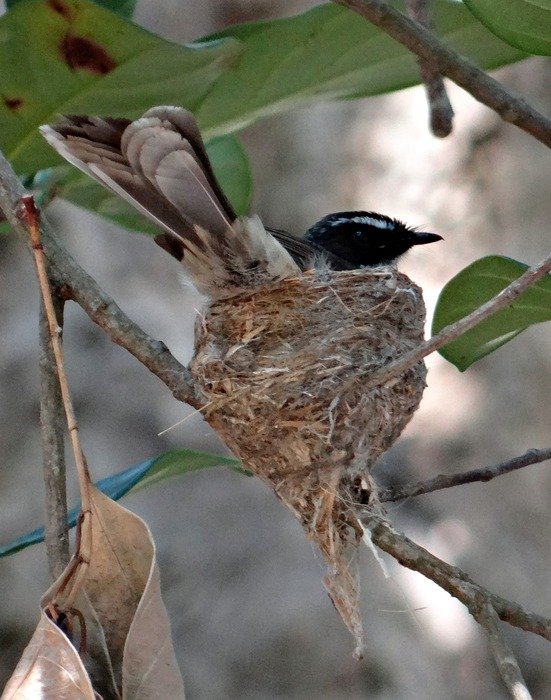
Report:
190,267,428,655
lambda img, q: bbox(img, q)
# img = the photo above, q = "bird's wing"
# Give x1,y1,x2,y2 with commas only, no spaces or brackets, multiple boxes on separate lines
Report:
267,227,355,271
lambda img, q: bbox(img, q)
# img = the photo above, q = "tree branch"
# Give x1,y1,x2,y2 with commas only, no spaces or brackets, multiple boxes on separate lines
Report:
0,150,199,409
474,600,533,700
405,0,454,137
361,251,551,391
2,133,550,678
360,512,551,642
379,447,551,502
39,296,70,580
334,0,551,148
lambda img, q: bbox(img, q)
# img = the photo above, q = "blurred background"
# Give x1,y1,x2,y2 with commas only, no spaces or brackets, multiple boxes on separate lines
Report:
1,1,550,697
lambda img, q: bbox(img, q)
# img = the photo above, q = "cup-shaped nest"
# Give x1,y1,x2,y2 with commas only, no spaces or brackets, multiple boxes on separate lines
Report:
190,268,428,654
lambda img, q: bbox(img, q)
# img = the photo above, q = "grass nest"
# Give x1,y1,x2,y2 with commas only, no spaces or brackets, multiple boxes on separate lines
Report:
190,267,428,655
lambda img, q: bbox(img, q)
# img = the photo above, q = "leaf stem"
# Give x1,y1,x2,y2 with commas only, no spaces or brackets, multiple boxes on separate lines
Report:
18,196,93,610
19,197,92,509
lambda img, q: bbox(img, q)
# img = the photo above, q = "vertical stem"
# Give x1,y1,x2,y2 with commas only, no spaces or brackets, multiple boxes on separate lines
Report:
21,197,92,510
20,196,93,610
39,293,70,580
405,0,453,137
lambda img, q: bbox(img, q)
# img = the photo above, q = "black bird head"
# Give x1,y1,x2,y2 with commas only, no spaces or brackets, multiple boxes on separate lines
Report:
304,211,443,268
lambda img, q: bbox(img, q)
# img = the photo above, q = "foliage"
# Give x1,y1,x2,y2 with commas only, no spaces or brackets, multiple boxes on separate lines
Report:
0,449,240,557
464,0,551,55
433,256,551,370
0,0,526,173
1,0,550,695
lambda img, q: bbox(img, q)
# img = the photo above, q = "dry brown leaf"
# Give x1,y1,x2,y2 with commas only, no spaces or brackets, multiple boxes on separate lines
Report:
5,486,184,699
78,486,154,685
82,486,184,697
1,611,95,699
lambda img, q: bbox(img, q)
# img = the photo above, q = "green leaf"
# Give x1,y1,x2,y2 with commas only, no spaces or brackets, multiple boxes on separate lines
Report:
0,449,241,558
129,448,242,492
0,0,241,173
0,0,527,175
91,0,137,18
432,256,551,371
464,0,551,56
200,1,527,128
6,0,138,17
204,136,252,217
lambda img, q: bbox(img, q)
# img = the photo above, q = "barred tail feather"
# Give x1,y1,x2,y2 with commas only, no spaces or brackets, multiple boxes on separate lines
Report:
40,106,299,298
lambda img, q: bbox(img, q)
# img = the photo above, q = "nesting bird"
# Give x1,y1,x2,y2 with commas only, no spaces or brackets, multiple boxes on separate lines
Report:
41,107,442,654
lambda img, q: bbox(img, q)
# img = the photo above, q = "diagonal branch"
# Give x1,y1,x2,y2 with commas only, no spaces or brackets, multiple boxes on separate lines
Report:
361,251,551,390
3,147,551,661
0,150,199,409
360,512,551,642
379,447,551,502
334,0,551,148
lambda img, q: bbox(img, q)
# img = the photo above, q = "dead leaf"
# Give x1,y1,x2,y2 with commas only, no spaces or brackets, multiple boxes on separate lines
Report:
4,486,184,698
1,611,95,699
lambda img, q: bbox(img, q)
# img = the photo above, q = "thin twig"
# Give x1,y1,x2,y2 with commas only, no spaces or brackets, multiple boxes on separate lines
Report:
20,198,92,509
405,0,453,137
474,600,533,700
360,512,551,642
2,146,550,664
0,149,198,408
334,0,551,148
379,447,551,502
361,252,551,391
19,196,93,611
39,297,70,580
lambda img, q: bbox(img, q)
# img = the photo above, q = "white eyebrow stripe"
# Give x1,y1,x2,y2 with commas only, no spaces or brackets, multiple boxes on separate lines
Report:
352,216,392,228
327,215,394,229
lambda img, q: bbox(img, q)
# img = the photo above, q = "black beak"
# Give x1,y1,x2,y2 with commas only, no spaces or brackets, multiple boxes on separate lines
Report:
410,231,443,246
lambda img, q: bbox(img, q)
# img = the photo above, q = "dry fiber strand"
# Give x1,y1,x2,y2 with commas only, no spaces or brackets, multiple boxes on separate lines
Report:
190,267,428,653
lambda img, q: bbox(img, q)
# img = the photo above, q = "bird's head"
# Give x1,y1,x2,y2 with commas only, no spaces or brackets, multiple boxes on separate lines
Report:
304,211,443,268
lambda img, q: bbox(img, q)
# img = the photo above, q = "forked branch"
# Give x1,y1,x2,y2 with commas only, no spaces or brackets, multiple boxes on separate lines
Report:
361,513,551,643
0,151,198,408
334,0,551,148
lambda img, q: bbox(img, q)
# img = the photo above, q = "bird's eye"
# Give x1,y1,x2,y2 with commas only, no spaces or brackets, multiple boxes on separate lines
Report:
353,229,363,239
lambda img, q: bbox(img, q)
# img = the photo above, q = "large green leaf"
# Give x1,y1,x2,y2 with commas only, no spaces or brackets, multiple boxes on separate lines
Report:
199,1,527,125
0,0,240,172
6,0,138,18
201,135,253,217
432,256,551,370
0,0,527,175
464,0,551,56
0,449,241,558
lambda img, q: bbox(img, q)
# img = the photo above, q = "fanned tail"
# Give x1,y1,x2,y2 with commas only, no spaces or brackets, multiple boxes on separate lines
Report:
41,106,299,298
